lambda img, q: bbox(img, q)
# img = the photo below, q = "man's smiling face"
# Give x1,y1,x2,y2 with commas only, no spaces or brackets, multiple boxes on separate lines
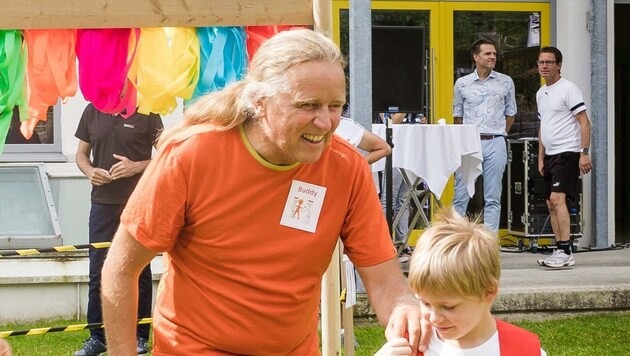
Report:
253,60,346,165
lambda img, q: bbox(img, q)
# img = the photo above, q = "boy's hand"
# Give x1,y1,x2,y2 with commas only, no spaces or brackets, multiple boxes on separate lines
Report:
375,338,412,356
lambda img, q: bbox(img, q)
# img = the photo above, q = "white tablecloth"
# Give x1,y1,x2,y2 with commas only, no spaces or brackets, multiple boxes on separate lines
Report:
372,124,483,200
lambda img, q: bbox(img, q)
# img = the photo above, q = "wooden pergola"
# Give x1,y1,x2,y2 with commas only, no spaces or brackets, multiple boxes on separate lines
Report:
0,0,350,354
1,0,316,30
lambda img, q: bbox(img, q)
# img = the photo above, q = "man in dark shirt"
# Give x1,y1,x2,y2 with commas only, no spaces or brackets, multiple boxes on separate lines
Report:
74,103,163,356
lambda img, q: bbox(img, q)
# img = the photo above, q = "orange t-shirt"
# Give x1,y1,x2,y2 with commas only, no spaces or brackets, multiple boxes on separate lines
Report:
121,125,395,355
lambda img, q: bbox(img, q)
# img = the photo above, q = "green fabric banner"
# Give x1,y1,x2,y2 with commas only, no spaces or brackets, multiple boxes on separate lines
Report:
0,30,28,154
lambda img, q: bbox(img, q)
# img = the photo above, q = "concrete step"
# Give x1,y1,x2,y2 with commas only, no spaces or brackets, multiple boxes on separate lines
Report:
353,247,630,321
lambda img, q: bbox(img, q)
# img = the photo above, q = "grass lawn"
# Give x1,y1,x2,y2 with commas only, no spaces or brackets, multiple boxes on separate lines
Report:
2,313,630,355
349,312,630,355
0,319,90,355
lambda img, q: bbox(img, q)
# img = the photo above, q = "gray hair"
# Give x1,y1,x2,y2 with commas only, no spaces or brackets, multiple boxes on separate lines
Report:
159,29,345,145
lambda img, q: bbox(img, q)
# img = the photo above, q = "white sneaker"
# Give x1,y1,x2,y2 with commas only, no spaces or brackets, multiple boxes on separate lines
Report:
537,249,561,266
537,250,575,268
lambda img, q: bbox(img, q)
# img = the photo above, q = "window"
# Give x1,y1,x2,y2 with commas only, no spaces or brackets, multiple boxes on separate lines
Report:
0,163,62,249
1,103,66,162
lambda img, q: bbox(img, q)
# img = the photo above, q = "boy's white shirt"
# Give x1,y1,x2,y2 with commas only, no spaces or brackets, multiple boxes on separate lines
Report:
422,328,547,356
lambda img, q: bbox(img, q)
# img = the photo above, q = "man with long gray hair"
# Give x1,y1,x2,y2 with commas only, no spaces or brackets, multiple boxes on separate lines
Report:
101,29,426,355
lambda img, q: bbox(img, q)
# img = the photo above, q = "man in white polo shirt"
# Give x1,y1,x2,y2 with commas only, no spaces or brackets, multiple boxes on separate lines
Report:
535,46,592,268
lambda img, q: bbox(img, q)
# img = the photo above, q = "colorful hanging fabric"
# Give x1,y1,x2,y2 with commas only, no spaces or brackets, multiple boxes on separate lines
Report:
22,29,78,139
77,28,139,118
0,30,28,154
192,27,247,99
245,25,308,61
128,27,200,115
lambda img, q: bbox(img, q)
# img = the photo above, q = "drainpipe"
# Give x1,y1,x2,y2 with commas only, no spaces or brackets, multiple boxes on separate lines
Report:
349,1,372,129
590,0,609,248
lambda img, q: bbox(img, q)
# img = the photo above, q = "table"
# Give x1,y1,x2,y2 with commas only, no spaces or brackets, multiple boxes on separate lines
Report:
372,124,483,252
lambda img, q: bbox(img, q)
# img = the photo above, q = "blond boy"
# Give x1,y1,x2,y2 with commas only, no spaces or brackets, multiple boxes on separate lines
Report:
377,208,546,355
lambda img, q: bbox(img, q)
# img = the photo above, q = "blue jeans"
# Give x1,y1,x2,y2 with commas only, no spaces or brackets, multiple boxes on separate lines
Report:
87,203,152,343
453,136,507,233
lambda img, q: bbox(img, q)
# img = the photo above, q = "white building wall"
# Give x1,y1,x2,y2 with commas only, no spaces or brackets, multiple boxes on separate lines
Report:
556,0,596,246
607,0,615,244
0,257,163,324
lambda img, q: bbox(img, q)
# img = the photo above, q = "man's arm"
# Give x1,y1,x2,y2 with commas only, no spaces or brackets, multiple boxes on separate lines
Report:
576,111,592,174
356,258,428,353
505,115,515,134
504,78,517,134
102,224,158,355
76,140,112,186
358,130,392,164
452,81,464,124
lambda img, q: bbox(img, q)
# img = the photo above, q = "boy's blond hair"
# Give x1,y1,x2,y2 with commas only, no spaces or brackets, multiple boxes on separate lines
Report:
408,207,500,299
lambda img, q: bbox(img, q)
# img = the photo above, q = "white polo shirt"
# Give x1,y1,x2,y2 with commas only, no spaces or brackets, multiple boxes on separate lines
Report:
537,77,588,155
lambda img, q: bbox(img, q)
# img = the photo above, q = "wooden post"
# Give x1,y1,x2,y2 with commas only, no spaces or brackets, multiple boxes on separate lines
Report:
321,240,342,355
341,254,355,356
342,304,355,355
315,2,339,354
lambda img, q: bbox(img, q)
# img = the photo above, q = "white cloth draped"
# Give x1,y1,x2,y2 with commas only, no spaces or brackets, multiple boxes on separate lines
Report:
371,124,483,200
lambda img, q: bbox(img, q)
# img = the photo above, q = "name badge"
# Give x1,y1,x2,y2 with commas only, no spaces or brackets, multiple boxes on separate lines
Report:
280,180,327,233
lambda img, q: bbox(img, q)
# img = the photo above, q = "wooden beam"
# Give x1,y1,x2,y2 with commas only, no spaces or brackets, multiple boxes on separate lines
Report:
0,0,314,29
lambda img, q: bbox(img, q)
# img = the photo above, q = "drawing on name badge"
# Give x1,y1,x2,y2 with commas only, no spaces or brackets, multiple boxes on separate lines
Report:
303,200,314,223
292,198,304,219
291,198,315,223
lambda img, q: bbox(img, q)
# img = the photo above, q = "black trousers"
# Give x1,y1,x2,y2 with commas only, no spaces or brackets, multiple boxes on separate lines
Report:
87,202,152,343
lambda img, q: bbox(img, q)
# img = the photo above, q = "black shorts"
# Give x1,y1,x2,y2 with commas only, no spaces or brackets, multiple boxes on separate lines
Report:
543,152,580,201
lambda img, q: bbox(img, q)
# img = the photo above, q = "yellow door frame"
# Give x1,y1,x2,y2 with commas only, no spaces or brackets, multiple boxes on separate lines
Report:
332,1,551,244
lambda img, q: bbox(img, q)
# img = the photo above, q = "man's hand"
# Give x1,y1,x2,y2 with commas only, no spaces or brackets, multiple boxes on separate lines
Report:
375,338,412,356
89,167,112,186
538,159,544,177
0,338,12,356
579,154,592,175
110,154,142,180
385,299,429,353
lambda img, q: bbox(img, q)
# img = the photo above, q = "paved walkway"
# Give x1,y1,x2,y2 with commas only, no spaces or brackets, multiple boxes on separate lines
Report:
495,244,630,319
